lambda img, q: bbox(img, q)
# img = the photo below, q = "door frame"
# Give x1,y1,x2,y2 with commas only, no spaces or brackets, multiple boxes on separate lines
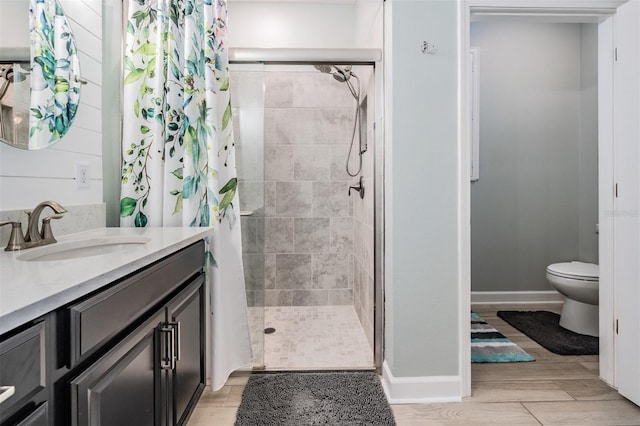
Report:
458,0,626,396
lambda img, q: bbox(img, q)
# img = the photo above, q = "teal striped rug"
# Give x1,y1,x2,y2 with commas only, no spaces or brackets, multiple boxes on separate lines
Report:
471,312,534,363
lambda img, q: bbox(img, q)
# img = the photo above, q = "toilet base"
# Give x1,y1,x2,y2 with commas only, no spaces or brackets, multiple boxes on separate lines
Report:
559,298,599,337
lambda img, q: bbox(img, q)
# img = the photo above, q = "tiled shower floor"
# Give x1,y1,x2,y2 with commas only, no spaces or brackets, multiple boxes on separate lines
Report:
249,305,373,370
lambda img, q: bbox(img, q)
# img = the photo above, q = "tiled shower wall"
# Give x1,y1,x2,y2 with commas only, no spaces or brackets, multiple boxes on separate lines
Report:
262,65,358,307
352,67,375,349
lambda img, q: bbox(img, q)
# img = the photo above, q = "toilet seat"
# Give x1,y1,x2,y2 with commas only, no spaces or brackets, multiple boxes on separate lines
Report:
547,261,599,282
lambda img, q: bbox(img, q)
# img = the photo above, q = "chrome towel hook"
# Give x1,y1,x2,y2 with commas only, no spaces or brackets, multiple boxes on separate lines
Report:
421,41,437,54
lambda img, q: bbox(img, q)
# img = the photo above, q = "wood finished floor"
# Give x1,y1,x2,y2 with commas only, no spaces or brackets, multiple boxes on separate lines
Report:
187,303,640,425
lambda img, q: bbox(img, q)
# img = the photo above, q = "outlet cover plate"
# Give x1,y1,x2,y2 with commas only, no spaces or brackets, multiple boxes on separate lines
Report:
75,161,90,189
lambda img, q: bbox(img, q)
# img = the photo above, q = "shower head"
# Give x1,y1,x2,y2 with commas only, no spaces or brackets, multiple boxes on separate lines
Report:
0,65,13,101
332,65,353,83
315,64,356,83
0,64,28,83
314,64,333,74
0,64,29,101
0,65,13,83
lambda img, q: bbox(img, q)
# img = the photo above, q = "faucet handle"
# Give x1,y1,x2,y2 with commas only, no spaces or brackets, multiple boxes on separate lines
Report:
23,210,32,241
41,214,64,241
0,221,26,251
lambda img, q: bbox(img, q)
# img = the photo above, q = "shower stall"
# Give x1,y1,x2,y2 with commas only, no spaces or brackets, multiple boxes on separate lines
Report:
229,59,382,371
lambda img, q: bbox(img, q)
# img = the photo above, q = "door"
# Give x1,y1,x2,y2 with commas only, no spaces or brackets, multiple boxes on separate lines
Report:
613,0,640,406
165,276,206,425
229,63,266,369
69,310,164,426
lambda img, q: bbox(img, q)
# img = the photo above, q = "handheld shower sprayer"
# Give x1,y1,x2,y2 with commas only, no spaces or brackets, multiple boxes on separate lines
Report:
314,63,364,177
332,65,352,83
0,65,15,101
313,64,354,83
0,64,28,101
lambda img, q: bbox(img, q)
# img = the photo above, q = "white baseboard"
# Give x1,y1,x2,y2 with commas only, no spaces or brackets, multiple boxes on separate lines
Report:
471,290,563,305
381,361,462,404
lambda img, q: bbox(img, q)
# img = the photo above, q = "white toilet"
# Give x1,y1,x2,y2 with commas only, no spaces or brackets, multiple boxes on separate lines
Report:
546,261,599,337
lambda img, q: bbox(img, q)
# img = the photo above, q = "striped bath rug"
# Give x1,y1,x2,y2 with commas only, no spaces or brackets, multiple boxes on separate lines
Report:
471,312,534,363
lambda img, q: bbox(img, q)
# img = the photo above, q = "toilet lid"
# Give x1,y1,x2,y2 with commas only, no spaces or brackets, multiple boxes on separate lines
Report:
547,262,599,281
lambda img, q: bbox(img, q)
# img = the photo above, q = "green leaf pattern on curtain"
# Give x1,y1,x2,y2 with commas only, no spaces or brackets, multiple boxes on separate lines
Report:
120,0,238,230
29,0,81,145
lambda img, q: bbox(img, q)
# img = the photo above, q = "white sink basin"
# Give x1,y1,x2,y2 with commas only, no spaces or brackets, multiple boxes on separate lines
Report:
17,235,151,262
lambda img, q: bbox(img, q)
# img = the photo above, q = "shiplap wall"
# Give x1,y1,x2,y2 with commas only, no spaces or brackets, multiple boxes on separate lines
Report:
0,0,103,212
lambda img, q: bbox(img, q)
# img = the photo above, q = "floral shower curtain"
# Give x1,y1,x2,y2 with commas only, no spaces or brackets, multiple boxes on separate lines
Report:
120,0,252,390
29,0,81,147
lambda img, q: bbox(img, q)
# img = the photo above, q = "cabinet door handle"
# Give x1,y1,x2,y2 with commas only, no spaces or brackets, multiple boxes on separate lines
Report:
0,386,15,404
170,321,181,362
160,325,175,370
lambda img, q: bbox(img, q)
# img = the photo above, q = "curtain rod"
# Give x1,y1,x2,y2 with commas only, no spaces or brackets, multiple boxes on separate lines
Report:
228,48,381,64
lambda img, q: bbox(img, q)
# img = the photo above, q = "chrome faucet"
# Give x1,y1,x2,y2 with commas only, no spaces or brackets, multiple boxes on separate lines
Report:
0,201,66,251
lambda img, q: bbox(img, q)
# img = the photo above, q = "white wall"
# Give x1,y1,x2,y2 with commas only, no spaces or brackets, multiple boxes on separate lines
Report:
579,23,599,263
102,0,122,227
0,0,30,59
356,0,384,48
0,0,103,217
227,0,382,49
228,1,356,48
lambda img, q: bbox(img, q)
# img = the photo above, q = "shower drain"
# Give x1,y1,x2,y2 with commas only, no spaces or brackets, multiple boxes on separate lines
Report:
264,327,276,334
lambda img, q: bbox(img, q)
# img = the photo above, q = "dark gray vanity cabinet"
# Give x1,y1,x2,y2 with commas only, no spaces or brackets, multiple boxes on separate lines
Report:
0,321,50,425
1,241,207,426
63,240,206,426
69,276,205,426
165,278,206,425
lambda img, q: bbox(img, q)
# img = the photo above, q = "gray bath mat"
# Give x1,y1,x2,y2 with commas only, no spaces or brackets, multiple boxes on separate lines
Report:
497,311,598,355
235,370,396,426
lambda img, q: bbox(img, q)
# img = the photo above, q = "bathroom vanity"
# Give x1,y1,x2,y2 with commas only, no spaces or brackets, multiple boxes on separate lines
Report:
0,227,213,425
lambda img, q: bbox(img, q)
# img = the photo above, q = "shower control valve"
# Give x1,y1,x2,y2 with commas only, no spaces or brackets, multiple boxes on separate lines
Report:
348,176,365,199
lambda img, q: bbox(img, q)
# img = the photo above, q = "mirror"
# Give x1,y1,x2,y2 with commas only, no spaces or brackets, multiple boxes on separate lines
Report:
0,0,84,150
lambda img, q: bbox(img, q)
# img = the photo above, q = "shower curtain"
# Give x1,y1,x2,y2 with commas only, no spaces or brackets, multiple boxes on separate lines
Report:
120,0,252,390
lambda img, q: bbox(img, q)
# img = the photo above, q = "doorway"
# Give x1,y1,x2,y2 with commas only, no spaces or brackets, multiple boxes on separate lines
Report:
469,15,600,375
459,3,619,397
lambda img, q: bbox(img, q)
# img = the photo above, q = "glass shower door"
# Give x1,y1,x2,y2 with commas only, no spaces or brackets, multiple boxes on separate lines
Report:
229,63,266,368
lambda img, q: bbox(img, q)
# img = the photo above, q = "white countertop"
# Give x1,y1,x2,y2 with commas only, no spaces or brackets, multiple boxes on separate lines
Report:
0,227,213,335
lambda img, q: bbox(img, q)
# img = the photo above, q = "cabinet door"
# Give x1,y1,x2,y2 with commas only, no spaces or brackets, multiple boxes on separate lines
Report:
69,311,164,426
165,275,205,426
0,321,47,424
16,402,48,426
